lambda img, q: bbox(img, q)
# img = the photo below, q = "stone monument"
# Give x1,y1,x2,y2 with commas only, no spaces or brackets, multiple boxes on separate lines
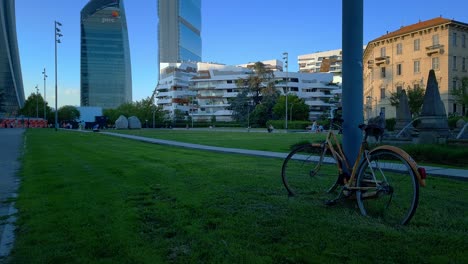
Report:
128,116,142,129
115,115,129,129
417,70,449,143
394,89,413,137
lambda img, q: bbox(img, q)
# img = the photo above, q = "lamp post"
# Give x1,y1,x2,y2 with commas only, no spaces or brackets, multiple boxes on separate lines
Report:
55,20,62,131
283,52,288,130
35,85,39,118
42,68,47,120
290,103,294,122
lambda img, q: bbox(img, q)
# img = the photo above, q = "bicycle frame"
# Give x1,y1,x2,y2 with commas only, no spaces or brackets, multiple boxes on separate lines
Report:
313,123,426,190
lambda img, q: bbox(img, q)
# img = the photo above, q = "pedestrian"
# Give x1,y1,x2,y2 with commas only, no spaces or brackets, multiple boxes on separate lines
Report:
311,120,317,132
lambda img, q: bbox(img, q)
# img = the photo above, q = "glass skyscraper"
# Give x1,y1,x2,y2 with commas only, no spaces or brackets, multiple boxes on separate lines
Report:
158,0,202,64
80,0,132,109
0,0,25,115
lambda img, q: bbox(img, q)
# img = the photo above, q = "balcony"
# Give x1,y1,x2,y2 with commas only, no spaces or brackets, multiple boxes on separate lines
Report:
374,56,389,66
426,44,444,56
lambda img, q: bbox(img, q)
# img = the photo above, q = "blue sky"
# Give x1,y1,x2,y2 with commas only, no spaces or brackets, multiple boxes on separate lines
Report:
15,0,467,107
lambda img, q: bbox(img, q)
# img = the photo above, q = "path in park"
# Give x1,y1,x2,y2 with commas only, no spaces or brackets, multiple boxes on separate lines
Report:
0,129,23,258
100,131,468,180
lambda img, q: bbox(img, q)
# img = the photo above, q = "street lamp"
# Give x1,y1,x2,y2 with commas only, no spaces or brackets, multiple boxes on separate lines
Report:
283,52,288,130
290,103,294,122
55,20,62,131
42,68,47,120
35,85,39,118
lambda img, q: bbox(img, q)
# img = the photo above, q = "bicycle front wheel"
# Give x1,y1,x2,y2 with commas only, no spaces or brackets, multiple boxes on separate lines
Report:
281,144,340,199
356,149,419,225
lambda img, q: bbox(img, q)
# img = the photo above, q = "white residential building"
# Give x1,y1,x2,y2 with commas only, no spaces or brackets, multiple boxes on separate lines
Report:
155,62,198,117
298,49,343,84
189,62,340,122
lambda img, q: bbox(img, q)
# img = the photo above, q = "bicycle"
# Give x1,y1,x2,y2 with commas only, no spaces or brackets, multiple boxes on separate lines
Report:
281,108,427,225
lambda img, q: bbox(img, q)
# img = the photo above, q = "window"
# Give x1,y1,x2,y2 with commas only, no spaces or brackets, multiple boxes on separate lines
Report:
380,87,386,99
453,79,457,90
453,56,458,70
414,84,420,90
432,34,439,46
227,80,233,84
414,39,420,51
381,67,386,78
397,43,403,54
463,34,466,48
396,64,402,75
463,57,466,71
397,86,403,93
414,60,420,73
453,104,457,114
453,33,458,47
380,47,386,57
432,57,440,70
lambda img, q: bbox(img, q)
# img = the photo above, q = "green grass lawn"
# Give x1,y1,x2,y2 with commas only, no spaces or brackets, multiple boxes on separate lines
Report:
7,129,468,263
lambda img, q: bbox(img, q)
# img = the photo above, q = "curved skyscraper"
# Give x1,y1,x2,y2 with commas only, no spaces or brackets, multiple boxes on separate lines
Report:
80,0,132,109
158,0,202,64
0,0,25,115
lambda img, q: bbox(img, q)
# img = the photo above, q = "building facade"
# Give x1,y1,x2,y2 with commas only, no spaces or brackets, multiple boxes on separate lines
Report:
188,62,339,122
0,0,24,115
364,17,468,119
80,0,132,109
298,49,343,84
156,62,198,117
158,0,202,64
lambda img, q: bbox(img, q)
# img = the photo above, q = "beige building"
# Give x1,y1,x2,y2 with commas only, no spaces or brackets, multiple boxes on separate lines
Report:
363,17,468,119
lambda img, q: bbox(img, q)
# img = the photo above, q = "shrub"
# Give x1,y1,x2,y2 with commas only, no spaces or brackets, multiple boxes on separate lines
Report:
385,118,396,131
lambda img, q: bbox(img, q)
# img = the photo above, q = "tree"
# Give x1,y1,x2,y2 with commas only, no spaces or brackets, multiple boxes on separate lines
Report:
103,97,165,127
18,92,53,120
407,86,425,117
236,62,275,105
389,85,425,117
273,94,309,121
451,77,468,116
229,89,251,124
58,105,80,122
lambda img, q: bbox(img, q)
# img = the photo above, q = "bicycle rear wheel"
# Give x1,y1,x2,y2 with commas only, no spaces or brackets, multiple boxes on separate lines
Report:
281,144,340,199
356,149,419,225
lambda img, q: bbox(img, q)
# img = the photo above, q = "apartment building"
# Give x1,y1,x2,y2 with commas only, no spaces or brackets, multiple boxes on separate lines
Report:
364,17,468,119
155,62,198,116
298,49,343,84
189,62,338,122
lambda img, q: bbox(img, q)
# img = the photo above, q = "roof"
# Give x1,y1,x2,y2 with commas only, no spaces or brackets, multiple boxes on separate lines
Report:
370,17,467,43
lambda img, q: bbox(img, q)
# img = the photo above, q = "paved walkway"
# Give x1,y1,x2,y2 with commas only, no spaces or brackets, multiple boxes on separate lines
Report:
100,131,468,180
0,129,23,258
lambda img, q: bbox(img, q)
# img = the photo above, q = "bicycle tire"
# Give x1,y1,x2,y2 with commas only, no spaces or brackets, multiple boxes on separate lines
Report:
356,149,419,225
281,144,340,199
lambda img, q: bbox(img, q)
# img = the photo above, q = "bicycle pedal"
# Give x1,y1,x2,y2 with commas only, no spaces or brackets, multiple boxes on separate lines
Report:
324,200,337,206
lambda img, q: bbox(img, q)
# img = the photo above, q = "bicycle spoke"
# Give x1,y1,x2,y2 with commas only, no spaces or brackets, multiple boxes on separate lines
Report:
356,150,419,225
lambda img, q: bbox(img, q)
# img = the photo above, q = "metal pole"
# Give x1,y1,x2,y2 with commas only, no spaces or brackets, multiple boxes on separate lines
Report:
55,22,58,131
36,85,39,118
290,103,293,121
43,68,47,120
342,0,363,167
283,52,288,130
54,21,62,131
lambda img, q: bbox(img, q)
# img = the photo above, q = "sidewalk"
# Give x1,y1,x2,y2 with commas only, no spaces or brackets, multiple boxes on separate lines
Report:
100,131,468,180
0,129,24,257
